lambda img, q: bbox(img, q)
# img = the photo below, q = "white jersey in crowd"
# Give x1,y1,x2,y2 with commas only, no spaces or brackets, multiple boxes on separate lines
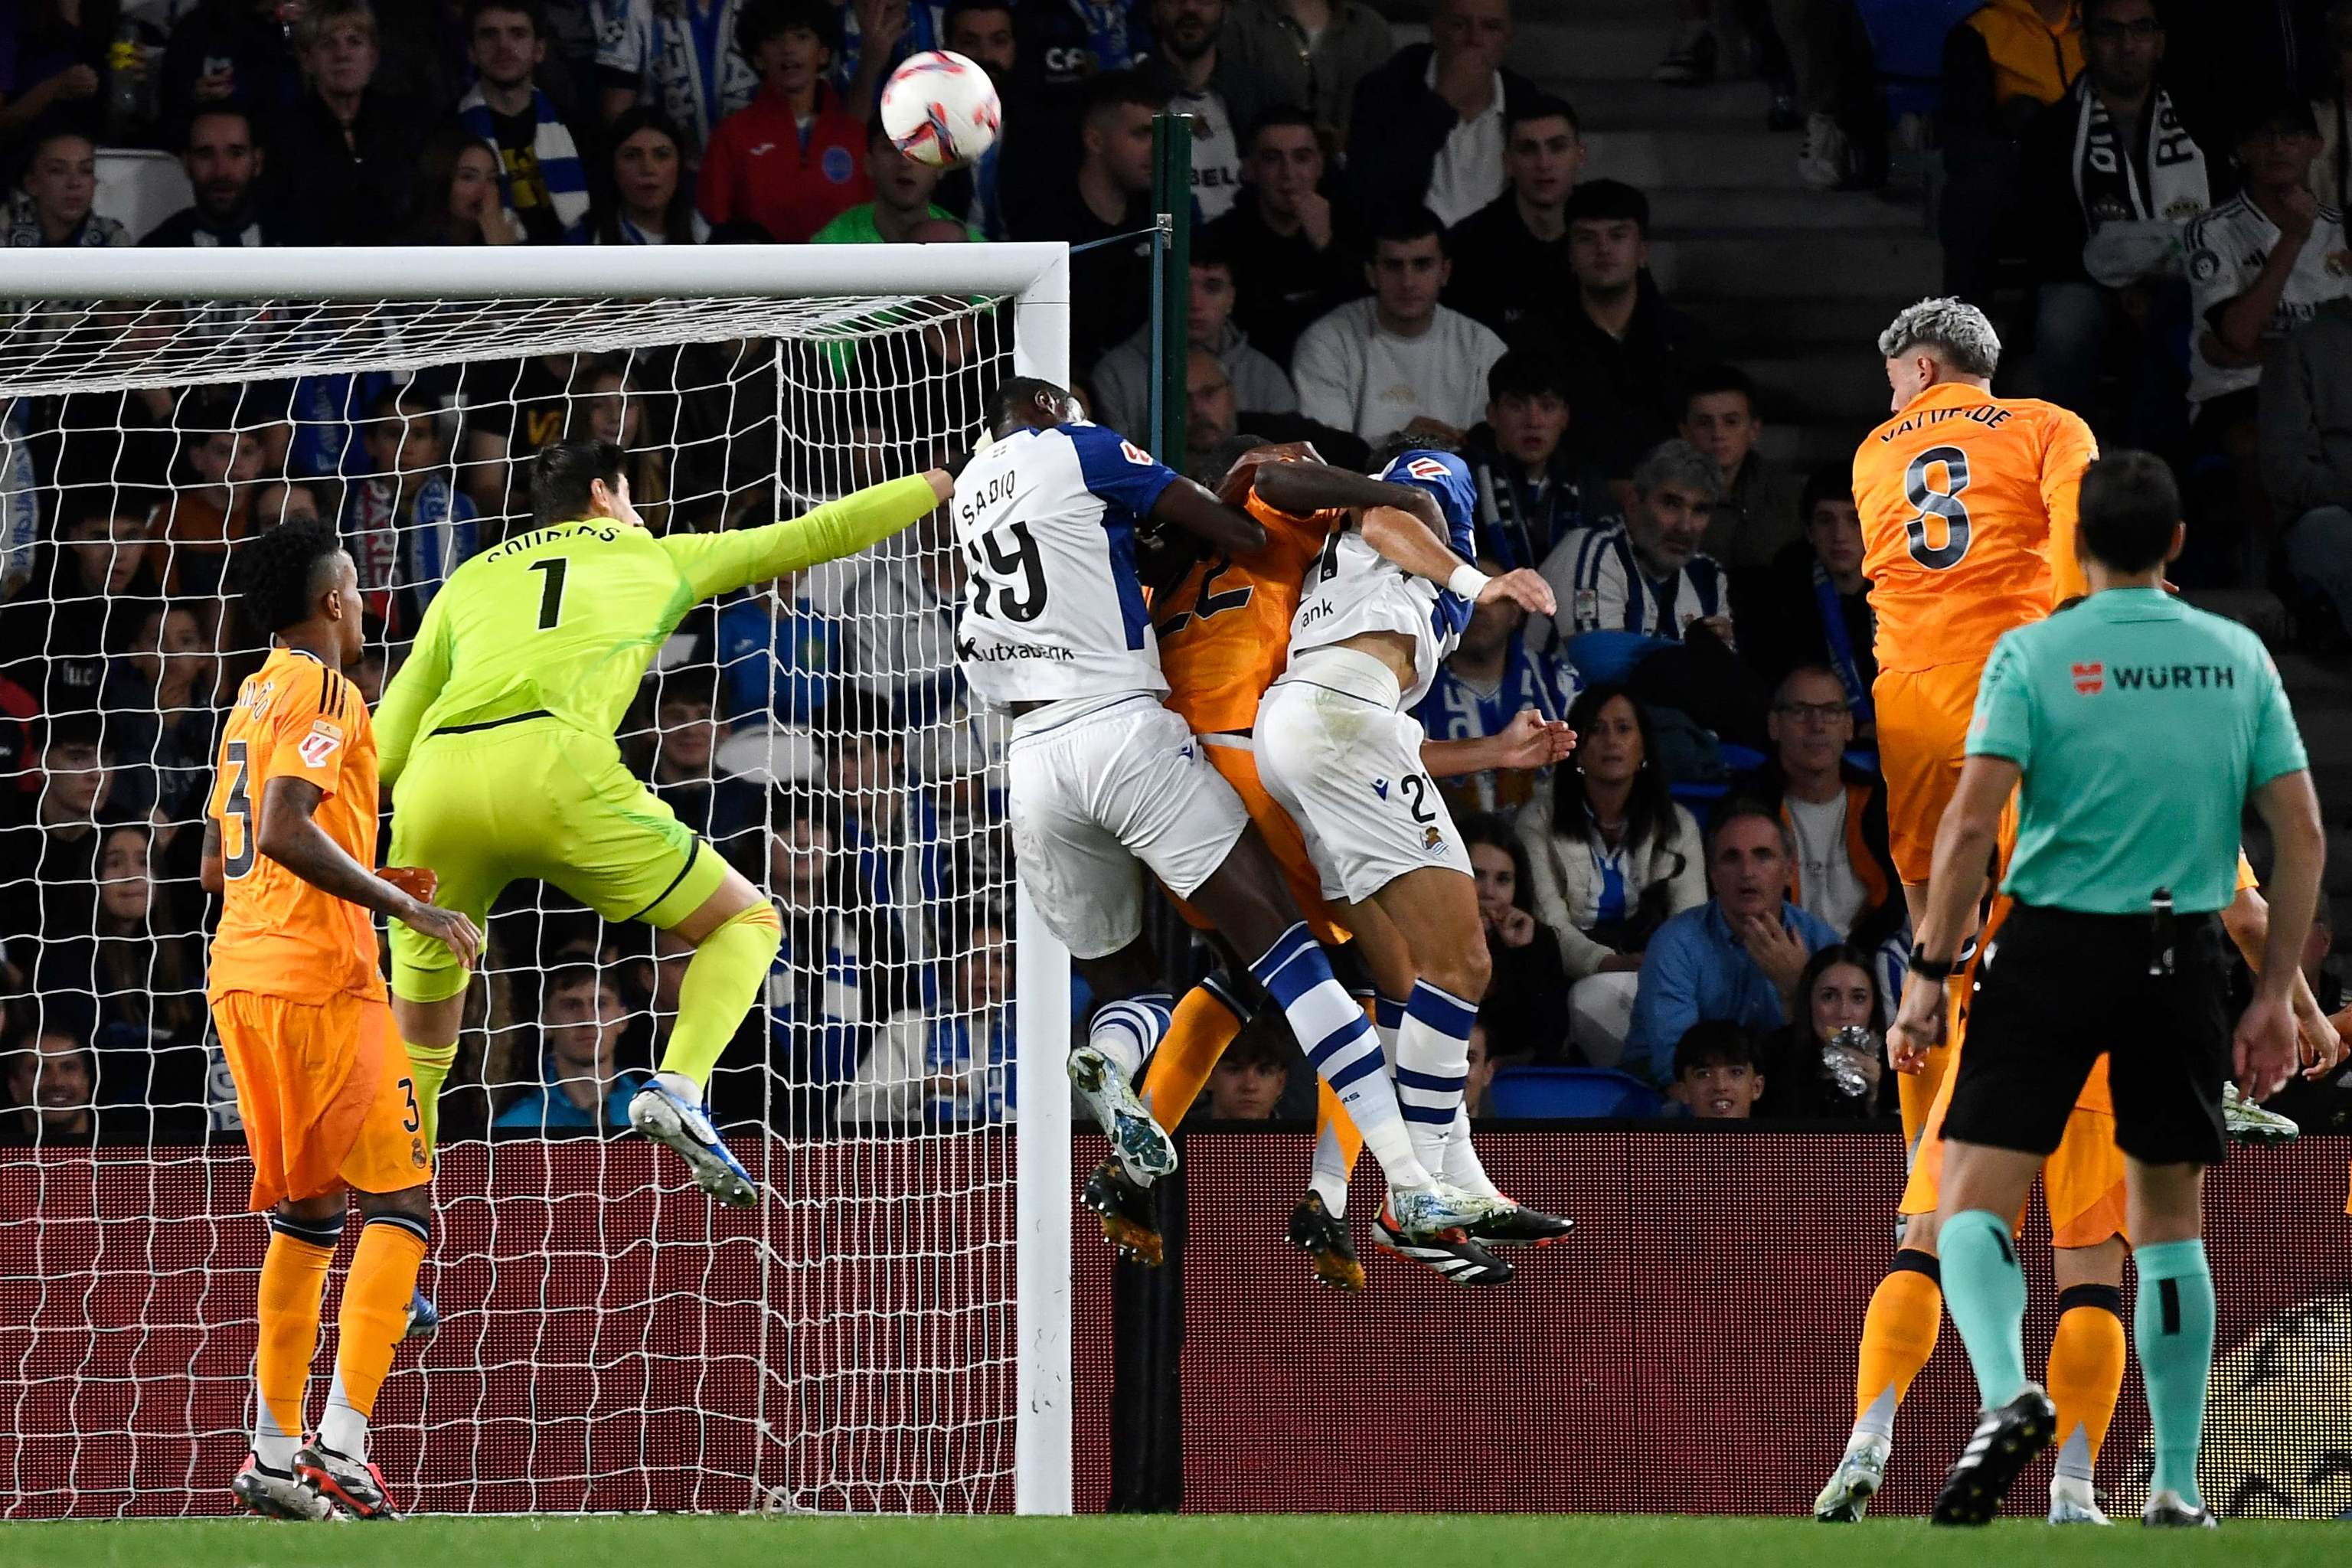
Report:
1539,521,1731,642
1285,451,1481,710
952,420,1181,708
2183,191,2352,404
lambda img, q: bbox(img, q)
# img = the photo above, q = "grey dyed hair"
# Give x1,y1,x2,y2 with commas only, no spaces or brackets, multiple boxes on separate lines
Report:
1877,296,2001,378
1631,438,1723,502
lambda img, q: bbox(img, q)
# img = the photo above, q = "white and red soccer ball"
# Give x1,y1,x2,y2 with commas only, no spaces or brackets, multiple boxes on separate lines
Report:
880,51,1001,170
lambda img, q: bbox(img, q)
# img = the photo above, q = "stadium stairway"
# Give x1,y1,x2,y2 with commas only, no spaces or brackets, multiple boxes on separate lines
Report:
1508,0,1941,475
1504,5,2352,926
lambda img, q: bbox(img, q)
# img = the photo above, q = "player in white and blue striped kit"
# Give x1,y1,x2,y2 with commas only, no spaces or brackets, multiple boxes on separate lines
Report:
954,379,1503,1236
1253,443,1576,1279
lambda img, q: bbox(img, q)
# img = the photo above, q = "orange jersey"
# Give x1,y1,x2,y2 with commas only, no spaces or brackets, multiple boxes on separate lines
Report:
1854,383,2097,673
1156,492,1344,734
206,647,387,1004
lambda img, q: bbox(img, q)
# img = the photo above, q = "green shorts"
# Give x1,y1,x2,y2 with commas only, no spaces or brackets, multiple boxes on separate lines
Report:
387,716,729,1004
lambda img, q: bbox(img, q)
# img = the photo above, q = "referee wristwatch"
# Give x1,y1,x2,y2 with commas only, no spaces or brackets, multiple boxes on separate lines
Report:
1906,951,1958,982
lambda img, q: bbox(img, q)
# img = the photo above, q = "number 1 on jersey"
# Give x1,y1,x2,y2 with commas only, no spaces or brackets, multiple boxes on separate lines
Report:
530,557,568,630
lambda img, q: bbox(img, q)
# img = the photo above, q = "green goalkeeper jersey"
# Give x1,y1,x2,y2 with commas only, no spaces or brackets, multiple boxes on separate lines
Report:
374,474,942,785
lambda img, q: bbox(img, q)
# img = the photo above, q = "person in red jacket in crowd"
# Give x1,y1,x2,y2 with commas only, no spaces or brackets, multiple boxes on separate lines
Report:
696,0,875,243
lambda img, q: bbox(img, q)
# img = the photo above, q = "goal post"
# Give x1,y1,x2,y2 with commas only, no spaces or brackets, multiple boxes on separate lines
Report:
0,242,1073,1517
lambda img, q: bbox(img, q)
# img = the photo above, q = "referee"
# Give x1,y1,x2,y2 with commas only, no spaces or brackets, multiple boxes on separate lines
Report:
1886,451,2325,1529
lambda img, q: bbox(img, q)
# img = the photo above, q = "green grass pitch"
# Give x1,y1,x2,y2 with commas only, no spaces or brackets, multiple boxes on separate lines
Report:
10,1514,2345,1568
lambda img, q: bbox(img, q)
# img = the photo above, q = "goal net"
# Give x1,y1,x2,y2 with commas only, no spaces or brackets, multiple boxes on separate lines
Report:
0,245,1074,1519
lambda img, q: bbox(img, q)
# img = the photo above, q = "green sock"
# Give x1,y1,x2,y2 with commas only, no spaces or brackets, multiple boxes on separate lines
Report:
659,903,782,1091
1939,1208,2030,1408
404,1039,458,1150
2135,1238,2214,1508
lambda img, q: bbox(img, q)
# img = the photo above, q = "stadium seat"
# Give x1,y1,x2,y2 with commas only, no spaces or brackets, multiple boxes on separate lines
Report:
1667,740,1766,808
1488,1066,1664,1119
1852,0,1983,119
1562,630,1677,688
714,723,820,785
93,147,191,243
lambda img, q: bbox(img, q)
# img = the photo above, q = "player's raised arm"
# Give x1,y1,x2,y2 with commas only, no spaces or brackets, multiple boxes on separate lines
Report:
1360,505,1554,617
2037,410,2099,606
1146,472,1266,556
1252,457,1444,536
373,592,452,790
665,470,956,602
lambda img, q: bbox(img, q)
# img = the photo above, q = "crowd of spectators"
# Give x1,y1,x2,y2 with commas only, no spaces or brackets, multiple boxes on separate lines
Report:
1,0,2345,1145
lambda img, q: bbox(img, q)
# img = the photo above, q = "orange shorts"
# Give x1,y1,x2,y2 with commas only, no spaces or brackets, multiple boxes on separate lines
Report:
1165,736,1350,946
212,988,430,1211
1901,1041,2128,1250
1874,661,1988,884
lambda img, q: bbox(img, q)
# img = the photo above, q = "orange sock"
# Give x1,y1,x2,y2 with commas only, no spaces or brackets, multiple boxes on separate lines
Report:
254,1223,337,1455
1308,1078,1366,1204
318,1217,426,1459
1851,1250,1943,1439
2046,1285,2127,1484
1138,982,1245,1127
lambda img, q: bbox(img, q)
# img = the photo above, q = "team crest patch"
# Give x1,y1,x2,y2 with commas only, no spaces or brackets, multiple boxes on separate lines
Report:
1423,826,1446,853
2073,662,2105,695
297,719,345,767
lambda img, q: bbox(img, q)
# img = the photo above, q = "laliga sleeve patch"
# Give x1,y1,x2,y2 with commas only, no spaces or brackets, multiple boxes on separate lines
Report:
2187,247,2220,283
1119,439,1156,467
298,719,345,769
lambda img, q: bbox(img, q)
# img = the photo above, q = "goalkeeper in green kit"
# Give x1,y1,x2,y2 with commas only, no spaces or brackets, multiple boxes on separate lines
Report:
377,439,952,1211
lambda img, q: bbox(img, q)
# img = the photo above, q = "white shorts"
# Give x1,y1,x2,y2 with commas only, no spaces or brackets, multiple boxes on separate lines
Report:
1006,694,1250,960
1255,647,1472,905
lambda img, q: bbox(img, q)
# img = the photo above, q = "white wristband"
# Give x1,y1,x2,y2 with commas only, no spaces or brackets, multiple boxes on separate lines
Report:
1446,563,1491,601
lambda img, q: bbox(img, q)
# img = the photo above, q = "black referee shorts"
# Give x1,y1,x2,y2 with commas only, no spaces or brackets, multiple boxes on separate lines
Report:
1942,903,2231,1168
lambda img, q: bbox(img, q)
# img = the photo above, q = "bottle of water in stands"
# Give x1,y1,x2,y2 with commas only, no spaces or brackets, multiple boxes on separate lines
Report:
1822,1024,1878,1102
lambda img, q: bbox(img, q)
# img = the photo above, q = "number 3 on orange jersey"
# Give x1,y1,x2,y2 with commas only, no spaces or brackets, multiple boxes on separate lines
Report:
1904,445,1973,570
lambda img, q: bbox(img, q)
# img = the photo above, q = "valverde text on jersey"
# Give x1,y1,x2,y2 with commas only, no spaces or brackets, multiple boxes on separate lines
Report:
1875,402,2017,442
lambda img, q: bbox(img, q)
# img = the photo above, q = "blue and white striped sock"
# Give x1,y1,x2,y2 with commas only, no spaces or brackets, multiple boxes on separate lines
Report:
1372,994,1406,1073
1086,991,1173,1082
1396,979,1477,1174
1250,923,1431,1187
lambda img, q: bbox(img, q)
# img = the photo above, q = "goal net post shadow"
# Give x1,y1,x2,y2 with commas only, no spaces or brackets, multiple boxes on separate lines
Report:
0,243,1073,1519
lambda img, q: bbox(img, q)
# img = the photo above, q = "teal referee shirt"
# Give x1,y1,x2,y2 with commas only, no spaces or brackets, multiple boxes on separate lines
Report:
1965,587,2308,914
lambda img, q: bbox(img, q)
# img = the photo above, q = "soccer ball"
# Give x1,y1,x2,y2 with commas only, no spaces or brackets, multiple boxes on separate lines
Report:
879,51,1001,170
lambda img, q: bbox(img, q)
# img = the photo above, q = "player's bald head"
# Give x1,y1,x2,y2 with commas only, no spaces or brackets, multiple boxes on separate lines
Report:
1877,297,2001,380
985,375,1076,436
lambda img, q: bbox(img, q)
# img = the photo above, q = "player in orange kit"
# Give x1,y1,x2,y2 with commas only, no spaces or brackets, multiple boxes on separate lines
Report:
1818,303,2341,1521
204,521,481,1521
1819,298,2099,1521
1083,440,1573,1289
